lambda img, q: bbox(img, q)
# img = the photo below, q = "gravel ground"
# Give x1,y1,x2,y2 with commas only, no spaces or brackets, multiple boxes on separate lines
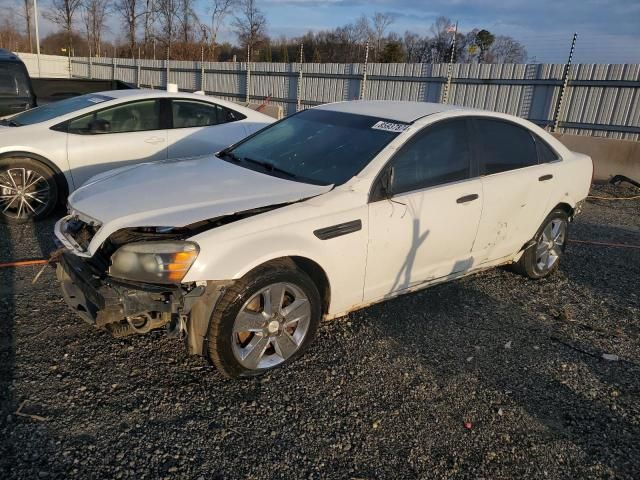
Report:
0,184,639,479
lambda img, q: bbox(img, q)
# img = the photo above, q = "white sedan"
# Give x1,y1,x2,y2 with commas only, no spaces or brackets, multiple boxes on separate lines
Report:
55,100,592,378
0,89,274,222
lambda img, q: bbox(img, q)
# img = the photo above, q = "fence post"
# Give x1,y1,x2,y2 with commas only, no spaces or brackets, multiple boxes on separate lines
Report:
442,21,458,104
201,45,206,92
296,43,304,111
359,41,369,100
88,44,92,79
246,44,251,104
112,53,116,80
552,33,578,132
166,47,170,89
137,47,141,87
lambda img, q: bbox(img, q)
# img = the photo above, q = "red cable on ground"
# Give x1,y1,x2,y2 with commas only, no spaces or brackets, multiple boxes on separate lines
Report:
0,259,48,269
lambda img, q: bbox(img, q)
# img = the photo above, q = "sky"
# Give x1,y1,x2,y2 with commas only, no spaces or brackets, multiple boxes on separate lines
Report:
35,0,640,63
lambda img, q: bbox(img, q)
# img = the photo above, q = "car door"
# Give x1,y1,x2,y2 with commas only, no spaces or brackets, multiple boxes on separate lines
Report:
65,99,167,188
166,99,249,158
364,118,483,301
470,117,557,263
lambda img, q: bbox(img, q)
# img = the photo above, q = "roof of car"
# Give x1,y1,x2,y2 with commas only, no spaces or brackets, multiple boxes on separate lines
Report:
92,89,269,117
99,89,192,99
314,100,462,123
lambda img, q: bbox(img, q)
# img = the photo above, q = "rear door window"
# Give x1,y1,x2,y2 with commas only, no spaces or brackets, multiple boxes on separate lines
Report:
535,136,560,163
390,118,472,195
473,118,538,175
68,99,161,134
171,100,244,128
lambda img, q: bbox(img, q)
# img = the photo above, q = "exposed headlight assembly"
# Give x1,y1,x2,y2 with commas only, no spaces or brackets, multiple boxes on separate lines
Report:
109,241,199,284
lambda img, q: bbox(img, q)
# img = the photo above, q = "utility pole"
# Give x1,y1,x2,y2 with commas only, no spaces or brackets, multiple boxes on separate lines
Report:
246,44,251,103
33,0,41,77
360,41,369,100
552,33,578,132
442,21,458,104
296,43,303,111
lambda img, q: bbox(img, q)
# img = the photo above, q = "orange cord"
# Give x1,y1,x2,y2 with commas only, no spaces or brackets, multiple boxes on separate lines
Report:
0,259,48,269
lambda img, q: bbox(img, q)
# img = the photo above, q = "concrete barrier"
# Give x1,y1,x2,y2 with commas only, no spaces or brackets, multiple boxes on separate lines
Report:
552,133,640,183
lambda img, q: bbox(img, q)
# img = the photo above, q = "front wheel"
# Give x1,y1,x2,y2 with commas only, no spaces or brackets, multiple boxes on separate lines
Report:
515,209,569,279
206,259,322,378
0,158,59,223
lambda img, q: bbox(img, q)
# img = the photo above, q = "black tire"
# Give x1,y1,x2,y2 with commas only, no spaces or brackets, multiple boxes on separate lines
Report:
0,157,59,223
206,259,322,378
514,209,569,279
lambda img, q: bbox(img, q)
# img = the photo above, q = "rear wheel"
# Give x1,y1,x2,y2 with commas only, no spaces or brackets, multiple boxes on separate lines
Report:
206,259,322,378
0,157,58,223
515,209,569,279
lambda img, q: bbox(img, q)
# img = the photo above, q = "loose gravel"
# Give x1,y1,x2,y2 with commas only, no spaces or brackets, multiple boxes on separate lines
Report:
1,184,639,479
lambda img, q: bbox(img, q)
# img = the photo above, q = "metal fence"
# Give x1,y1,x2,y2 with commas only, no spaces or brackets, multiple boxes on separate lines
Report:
17,53,640,141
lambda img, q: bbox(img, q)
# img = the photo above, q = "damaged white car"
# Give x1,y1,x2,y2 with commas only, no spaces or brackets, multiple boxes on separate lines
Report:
54,101,592,377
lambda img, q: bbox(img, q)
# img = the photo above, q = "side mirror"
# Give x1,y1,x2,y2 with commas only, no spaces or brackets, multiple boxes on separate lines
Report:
88,118,111,133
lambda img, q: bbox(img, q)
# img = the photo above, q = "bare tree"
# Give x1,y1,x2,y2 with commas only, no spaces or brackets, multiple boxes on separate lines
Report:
178,0,198,44
81,0,109,56
113,0,145,57
43,0,83,55
232,0,266,60
156,0,180,56
488,35,527,63
371,12,394,60
208,0,234,60
16,0,34,53
142,0,156,56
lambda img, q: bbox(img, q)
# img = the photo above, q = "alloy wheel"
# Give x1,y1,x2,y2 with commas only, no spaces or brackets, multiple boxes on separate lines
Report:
231,282,311,370
535,218,567,273
0,167,51,220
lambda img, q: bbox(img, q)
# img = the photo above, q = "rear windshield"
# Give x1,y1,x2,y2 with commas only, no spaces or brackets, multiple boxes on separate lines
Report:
225,109,406,186
0,63,30,97
9,93,114,125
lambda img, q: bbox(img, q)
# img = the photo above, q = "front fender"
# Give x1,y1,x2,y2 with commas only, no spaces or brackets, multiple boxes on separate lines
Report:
183,209,369,316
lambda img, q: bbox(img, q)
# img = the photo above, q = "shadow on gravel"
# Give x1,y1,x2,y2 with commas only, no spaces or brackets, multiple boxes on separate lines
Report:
0,215,59,477
365,275,639,478
0,221,16,476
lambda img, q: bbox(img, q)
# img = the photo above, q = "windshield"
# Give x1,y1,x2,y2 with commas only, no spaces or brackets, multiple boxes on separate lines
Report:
223,109,405,186
7,93,114,126
0,63,30,97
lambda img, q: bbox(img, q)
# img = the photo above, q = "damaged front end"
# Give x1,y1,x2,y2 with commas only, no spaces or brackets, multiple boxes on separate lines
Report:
54,205,286,355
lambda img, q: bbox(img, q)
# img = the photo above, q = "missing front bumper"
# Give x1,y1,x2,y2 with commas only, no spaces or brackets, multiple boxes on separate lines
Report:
56,252,229,355
57,252,178,332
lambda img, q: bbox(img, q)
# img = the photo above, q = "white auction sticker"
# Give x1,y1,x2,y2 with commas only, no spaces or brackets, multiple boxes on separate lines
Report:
87,97,107,104
371,121,409,133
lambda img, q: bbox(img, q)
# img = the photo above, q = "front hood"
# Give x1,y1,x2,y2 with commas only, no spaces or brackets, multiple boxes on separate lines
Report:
68,155,332,254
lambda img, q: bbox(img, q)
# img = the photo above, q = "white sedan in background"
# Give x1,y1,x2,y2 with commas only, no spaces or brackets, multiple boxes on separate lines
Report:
55,100,593,378
0,89,274,222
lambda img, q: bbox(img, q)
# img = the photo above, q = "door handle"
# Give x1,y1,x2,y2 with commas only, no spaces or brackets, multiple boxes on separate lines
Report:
456,194,479,204
539,174,553,181
145,136,165,144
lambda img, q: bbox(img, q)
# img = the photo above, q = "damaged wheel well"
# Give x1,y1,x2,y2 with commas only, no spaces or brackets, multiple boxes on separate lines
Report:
252,256,331,315
553,202,574,218
290,256,331,315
